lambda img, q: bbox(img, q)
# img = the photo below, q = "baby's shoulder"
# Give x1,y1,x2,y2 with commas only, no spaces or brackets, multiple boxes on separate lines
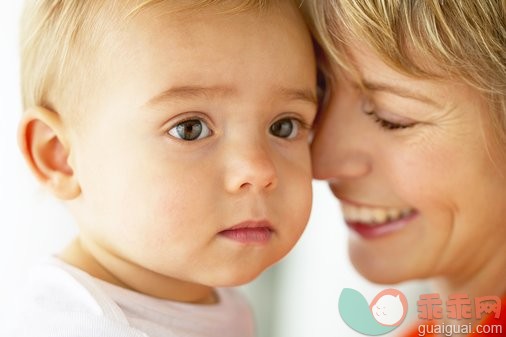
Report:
2,259,147,337
23,259,107,313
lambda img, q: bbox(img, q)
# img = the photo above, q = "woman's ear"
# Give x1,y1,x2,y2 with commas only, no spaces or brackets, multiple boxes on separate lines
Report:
18,107,81,200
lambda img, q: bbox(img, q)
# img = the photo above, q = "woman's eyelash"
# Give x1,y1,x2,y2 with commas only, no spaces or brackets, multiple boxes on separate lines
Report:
364,110,414,130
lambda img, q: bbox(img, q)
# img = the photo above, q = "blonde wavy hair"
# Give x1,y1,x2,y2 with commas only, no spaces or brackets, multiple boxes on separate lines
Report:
20,0,271,116
304,0,506,146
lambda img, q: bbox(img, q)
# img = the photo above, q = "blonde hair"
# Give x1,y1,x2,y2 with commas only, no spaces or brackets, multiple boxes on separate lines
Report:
20,0,272,116
305,0,506,145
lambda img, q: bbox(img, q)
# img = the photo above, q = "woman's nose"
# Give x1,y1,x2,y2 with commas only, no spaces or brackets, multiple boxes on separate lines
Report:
224,141,278,194
311,97,372,181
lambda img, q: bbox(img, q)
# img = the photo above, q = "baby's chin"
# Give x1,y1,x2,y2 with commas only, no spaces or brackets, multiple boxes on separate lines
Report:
196,259,281,288
201,248,292,287
208,265,274,287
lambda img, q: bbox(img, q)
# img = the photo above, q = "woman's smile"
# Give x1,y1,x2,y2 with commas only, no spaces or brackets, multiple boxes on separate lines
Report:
339,200,417,238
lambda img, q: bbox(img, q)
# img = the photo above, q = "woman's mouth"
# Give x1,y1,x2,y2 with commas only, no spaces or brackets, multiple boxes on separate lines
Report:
340,202,417,238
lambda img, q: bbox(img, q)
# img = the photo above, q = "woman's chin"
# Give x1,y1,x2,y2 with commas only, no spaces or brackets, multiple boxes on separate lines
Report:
348,241,425,285
354,264,407,284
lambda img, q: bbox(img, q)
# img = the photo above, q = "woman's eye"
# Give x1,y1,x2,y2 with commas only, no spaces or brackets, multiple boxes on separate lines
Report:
270,118,301,139
364,110,414,130
362,98,416,131
168,119,212,141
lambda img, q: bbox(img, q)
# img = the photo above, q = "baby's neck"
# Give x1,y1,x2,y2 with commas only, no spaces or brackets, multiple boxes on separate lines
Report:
59,237,217,304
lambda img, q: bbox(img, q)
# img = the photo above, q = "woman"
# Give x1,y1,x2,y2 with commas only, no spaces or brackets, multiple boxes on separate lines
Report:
305,0,506,336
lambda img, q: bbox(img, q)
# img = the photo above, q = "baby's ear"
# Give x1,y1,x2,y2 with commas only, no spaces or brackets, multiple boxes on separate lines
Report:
18,107,81,200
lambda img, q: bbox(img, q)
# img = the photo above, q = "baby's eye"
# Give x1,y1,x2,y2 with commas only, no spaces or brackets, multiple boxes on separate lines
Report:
270,117,301,139
168,119,212,141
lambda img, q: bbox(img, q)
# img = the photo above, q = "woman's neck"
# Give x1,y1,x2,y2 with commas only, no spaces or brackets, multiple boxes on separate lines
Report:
428,244,506,336
433,242,506,300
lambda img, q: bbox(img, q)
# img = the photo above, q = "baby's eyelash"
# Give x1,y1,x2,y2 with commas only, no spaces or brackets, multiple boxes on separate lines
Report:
297,118,314,131
281,114,314,131
364,110,414,130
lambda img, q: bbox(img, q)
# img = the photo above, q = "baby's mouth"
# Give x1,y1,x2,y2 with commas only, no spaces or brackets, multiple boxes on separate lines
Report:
218,220,274,244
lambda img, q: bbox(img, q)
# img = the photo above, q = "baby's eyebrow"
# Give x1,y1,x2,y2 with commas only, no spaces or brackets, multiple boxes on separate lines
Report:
143,85,318,108
144,85,236,108
278,87,318,106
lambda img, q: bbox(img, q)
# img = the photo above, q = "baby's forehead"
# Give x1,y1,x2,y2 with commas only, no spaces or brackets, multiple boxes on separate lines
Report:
74,1,305,111
21,0,277,115
84,1,277,69
119,0,271,21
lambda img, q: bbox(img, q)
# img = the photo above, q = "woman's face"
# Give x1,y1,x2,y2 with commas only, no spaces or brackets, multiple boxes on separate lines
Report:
312,42,506,284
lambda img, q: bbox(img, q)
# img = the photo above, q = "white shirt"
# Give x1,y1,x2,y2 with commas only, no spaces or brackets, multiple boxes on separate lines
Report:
3,258,255,337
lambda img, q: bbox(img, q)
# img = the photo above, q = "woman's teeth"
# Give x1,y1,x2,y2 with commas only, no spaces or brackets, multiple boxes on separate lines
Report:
341,203,413,225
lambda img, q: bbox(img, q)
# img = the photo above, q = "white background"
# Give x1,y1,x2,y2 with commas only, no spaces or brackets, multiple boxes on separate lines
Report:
0,3,425,336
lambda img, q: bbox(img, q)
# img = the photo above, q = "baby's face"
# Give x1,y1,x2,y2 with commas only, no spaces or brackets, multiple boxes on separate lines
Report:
67,3,316,289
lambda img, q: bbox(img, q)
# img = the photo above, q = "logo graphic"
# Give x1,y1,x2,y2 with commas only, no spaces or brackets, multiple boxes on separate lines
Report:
339,288,408,335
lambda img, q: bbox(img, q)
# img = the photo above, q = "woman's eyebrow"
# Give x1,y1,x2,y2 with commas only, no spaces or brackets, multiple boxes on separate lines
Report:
362,79,442,108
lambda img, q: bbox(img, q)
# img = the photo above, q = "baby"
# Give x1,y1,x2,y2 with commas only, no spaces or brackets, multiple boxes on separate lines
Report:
7,0,317,336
